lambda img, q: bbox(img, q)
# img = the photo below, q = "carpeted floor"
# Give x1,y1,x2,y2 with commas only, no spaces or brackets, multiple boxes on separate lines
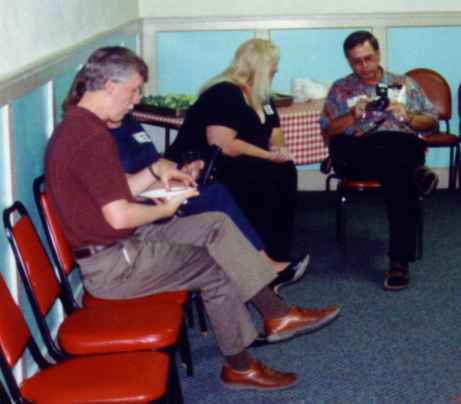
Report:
179,189,461,404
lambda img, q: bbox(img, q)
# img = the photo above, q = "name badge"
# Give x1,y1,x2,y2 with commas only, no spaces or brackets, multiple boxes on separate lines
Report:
133,131,151,143
263,104,274,115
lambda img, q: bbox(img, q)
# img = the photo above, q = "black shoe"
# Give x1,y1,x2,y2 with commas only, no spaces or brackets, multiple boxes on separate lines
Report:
384,267,410,291
414,166,439,196
269,254,310,295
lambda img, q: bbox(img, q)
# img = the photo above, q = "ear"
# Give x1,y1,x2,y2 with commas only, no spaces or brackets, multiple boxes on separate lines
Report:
104,79,118,94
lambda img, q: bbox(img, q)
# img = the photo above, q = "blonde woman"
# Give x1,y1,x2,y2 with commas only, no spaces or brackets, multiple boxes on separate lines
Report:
167,39,300,268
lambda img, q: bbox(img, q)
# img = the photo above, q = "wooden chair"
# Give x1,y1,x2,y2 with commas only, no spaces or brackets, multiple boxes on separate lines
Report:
406,68,461,189
3,201,185,404
0,274,170,404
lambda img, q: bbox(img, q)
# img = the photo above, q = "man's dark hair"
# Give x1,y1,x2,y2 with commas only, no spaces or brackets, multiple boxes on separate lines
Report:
343,31,380,58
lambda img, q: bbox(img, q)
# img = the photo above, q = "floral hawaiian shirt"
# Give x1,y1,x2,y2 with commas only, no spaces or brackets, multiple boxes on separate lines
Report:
320,70,438,138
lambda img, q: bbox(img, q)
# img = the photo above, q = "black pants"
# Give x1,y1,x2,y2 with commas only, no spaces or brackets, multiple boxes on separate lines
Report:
330,131,426,263
217,156,298,261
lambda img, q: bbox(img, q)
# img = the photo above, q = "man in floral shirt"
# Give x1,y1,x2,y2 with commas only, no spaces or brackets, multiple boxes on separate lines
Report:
321,30,438,291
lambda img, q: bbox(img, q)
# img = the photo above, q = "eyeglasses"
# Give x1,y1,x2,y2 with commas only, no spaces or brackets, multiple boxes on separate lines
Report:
349,53,378,67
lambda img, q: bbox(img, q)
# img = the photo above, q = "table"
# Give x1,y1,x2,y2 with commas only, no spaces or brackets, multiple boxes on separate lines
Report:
132,99,328,165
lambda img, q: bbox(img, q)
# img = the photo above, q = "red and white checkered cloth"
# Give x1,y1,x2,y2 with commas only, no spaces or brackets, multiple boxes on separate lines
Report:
278,99,328,165
133,99,328,165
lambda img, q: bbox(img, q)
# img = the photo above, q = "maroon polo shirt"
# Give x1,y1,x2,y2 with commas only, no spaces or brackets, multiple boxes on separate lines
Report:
45,106,136,249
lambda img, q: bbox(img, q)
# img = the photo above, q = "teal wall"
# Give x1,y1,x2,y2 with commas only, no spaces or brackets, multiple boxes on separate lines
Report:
0,108,9,286
388,26,461,167
271,27,368,93
157,30,254,95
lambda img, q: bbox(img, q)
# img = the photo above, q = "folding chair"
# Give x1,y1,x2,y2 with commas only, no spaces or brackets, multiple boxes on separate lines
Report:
33,175,195,375
3,201,185,404
0,275,170,404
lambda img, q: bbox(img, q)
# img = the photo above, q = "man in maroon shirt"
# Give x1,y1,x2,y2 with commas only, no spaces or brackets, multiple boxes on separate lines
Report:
45,46,340,391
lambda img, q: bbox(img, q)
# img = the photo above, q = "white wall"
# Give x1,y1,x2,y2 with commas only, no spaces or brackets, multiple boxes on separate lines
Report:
0,0,139,80
139,0,461,17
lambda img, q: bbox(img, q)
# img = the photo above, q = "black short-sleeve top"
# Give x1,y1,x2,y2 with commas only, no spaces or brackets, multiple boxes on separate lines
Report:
166,82,280,162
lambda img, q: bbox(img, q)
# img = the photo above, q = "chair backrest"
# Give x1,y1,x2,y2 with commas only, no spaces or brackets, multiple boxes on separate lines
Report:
33,175,75,276
3,201,70,362
406,68,452,125
33,175,79,310
458,84,461,133
0,275,51,403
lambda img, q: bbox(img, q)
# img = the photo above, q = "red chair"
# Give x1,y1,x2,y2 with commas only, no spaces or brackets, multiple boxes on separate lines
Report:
3,201,185,404
0,275,170,403
33,175,196,375
406,68,461,189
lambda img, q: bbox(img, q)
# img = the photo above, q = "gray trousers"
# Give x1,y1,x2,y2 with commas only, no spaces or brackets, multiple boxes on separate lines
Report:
77,212,277,355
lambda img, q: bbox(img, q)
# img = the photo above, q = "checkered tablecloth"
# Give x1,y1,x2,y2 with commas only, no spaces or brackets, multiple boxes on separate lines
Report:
133,98,328,165
278,99,328,165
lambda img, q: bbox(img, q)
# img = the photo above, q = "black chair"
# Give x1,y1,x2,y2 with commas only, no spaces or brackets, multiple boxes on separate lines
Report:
325,165,423,259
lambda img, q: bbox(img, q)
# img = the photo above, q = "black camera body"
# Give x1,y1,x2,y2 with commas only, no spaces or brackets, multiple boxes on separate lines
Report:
366,82,402,112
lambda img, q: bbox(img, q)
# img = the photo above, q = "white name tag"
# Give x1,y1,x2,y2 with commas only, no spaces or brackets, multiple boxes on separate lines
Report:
263,104,274,115
133,131,151,143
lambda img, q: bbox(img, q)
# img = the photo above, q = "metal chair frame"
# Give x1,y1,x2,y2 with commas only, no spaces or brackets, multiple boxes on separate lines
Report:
3,201,183,404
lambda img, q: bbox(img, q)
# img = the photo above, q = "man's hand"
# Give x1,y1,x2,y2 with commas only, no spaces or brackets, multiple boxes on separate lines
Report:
386,101,410,123
153,158,197,190
180,160,205,180
154,188,200,217
351,99,369,121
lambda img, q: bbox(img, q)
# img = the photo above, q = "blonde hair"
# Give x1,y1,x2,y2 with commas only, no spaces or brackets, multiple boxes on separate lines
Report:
201,38,279,107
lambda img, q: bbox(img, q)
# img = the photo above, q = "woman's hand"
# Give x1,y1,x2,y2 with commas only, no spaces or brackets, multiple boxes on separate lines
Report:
268,147,293,163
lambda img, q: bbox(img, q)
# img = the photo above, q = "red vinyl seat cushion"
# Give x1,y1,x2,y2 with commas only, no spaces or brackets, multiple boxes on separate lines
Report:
58,302,183,355
21,351,169,403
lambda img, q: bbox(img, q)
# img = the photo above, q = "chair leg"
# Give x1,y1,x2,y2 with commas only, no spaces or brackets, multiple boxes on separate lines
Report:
448,146,455,189
336,187,346,243
166,349,184,404
185,299,195,329
455,144,461,190
194,293,208,336
178,324,193,377
415,197,424,260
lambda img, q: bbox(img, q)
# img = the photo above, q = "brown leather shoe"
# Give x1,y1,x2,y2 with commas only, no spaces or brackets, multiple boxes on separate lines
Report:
264,305,340,342
221,359,298,391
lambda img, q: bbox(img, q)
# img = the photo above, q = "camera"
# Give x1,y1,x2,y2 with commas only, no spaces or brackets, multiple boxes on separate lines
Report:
366,83,402,112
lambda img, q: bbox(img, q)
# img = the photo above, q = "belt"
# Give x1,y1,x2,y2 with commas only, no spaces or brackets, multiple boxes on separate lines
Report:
73,243,116,260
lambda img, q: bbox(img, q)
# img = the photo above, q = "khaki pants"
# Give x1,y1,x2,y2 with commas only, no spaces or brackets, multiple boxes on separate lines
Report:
77,212,277,355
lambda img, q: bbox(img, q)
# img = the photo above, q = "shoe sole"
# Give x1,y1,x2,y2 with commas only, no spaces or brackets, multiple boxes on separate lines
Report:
383,271,410,291
266,307,341,343
273,255,310,295
383,280,410,291
220,378,299,391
